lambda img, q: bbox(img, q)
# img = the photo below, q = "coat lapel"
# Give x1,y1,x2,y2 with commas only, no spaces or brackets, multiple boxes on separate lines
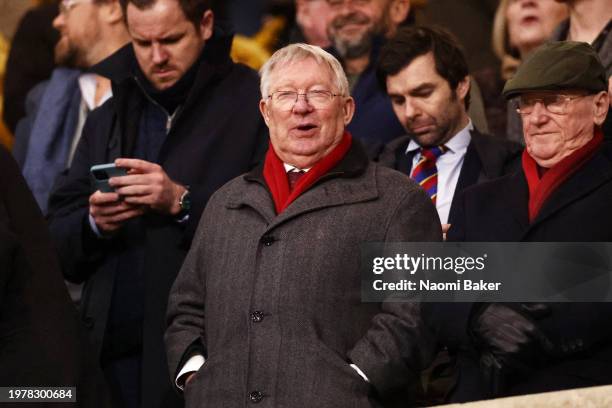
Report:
504,171,530,234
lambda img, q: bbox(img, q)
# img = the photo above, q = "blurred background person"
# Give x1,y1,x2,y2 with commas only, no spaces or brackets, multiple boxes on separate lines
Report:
550,0,611,135
0,145,111,407
14,0,130,214
492,0,568,143
2,0,59,142
291,0,332,47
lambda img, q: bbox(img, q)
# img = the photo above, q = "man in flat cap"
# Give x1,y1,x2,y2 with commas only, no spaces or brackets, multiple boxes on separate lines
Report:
425,42,612,402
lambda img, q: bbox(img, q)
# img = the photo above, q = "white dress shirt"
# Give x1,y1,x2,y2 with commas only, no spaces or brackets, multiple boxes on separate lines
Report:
69,74,112,165
406,120,473,225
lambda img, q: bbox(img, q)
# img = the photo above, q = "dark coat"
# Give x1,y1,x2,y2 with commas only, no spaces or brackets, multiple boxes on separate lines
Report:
47,30,268,408
0,146,110,408
441,139,612,401
377,128,522,225
165,142,442,408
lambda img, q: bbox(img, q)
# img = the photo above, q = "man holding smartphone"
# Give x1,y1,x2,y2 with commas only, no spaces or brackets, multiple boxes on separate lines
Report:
47,1,267,407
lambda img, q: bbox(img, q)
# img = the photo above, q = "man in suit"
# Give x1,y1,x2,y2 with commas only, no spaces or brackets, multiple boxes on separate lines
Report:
164,43,441,408
47,0,267,406
441,41,612,401
376,26,521,229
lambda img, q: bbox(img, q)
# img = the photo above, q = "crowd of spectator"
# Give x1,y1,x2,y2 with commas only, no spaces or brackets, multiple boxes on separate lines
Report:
0,1,611,407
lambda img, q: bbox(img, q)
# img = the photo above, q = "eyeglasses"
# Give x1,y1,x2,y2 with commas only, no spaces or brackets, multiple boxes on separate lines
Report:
268,90,342,111
515,93,587,116
327,0,372,9
59,0,91,15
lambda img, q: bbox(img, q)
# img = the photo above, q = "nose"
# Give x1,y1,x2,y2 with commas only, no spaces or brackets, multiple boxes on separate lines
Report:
527,101,549,125
151,43,168,65
292,94,314,114
52,13,65,30
403,98,420,121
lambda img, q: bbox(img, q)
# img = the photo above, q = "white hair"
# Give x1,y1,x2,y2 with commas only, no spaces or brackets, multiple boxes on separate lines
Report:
259,43,349,98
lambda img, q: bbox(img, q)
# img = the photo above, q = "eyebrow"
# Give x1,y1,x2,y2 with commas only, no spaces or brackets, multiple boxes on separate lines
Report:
408,83,435,94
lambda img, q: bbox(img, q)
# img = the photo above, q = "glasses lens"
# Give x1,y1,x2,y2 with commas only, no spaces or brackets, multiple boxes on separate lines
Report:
543,95,567,114
306,90,333,109
273,91,297,110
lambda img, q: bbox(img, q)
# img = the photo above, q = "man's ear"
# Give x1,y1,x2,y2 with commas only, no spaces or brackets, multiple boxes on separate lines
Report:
456,75,470,104
259,99,271,126
593,90,610,126
101,0,124,25
387,0,410,35
200,9,214,41
343,96,355,125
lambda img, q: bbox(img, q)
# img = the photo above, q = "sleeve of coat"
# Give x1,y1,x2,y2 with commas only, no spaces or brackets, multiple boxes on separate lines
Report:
348,183,443,396
47,106,113,283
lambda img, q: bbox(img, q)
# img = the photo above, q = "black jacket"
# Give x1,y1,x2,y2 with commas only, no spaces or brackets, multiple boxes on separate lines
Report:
439,139,612,401
0,146,110,408
377,128,522,225
47,29,268,408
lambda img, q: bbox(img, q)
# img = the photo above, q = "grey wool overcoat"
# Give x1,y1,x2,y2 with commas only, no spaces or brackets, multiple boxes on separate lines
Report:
165,141,442,407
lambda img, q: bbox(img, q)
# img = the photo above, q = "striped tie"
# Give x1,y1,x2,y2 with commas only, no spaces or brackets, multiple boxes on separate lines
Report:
410,146,447,204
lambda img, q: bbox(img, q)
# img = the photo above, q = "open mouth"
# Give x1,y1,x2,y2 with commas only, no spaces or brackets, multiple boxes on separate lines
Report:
296,124,317,132
521,15,539,25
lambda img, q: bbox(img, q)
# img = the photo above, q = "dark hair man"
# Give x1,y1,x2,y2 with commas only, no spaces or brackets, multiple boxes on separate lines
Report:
165,43,441,407
377,26,521,230
441,41,612,402
47,0,268,406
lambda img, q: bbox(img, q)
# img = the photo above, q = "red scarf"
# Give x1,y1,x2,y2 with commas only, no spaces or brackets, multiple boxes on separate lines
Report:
263,131,352,214
523,128,603,222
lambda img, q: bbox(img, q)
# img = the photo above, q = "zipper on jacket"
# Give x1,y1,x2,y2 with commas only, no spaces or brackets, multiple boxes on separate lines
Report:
133,76,183,135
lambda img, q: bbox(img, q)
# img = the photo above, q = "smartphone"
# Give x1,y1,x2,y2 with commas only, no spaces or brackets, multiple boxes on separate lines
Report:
90,163,128,193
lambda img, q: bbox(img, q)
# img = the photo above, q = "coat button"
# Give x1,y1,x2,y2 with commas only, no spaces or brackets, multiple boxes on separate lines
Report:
249,390,263,403
260,235,275,246
251,311,264,323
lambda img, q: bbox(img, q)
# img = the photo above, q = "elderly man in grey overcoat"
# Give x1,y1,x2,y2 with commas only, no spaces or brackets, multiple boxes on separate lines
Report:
165,43,442,408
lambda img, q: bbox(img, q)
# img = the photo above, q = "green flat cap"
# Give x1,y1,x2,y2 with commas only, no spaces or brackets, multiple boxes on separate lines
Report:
503,41,607,99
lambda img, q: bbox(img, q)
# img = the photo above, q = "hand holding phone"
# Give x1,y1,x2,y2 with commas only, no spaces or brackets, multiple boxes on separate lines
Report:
90,163,128,193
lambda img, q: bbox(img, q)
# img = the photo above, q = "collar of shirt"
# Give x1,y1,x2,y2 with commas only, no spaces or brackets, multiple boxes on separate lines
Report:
405,119,473,156
78,73,112,111
283,163,311,173
405,119,473,225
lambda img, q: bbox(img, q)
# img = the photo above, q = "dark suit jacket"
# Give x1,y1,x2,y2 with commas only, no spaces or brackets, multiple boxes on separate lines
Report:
441,139,612,401
0,146,110,408
377,128,522,225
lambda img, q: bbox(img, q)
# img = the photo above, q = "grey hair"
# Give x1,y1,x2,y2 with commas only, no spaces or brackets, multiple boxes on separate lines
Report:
259,43,349,99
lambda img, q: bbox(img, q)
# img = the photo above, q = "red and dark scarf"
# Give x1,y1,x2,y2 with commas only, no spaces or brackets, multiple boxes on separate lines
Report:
263,132,352,214
522,128,603,223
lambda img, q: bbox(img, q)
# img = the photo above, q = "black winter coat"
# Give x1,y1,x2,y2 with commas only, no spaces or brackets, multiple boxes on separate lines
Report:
435,139,612,402
0,146,111,408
